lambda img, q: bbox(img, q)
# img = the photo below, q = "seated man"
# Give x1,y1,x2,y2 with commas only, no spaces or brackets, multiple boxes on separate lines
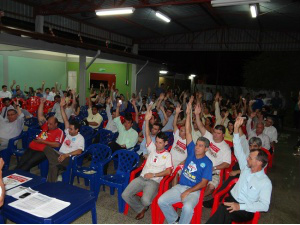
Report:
86,95,103,129
195,104,231,198
214,93,229,127
247,112,271,150
0,98,14,118
158,102,212,224
17,98,64,171
104,97,117,133
0,85,12,99
44,98,84,182
263,116,278,152
122,109,172,220
0,101,24,150
108,101,138,152
156,94,175,132
206,117,272,224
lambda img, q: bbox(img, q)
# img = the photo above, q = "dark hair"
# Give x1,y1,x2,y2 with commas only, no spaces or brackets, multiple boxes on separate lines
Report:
153,122,163,131
54,95,60,100
124,113,133,123
214,125,226,134
206,117,214,127
92,105,98,110
2,98,10,103
45,88,50,91
250,149,268,168
2,85,7,88
70,120,81,131
166,107,174,114
156,132,168,142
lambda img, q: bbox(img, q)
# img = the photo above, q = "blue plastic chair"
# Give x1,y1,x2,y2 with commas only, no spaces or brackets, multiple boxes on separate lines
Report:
92,129,115,145
98,150,139,213
80,125,95,148
24,117,39,129
70,144,112,197
164,131,174,150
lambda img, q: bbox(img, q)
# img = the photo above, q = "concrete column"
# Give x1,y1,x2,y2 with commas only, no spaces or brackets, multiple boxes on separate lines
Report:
35,15,44,33
3,54,8,85
131,44,138,94
79,55,86,106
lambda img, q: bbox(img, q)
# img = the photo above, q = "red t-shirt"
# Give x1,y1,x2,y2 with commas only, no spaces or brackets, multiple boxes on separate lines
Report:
29,122,64,152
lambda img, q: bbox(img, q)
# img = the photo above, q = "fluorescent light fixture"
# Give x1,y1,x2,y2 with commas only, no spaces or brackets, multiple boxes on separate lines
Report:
211,0,269,7
95,7,135,16
155,11,171,23
190,74,196,77
250,4,258,18
159,70,168,74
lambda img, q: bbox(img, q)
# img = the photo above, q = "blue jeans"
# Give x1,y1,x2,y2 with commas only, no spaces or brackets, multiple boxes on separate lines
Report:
158,184,200,224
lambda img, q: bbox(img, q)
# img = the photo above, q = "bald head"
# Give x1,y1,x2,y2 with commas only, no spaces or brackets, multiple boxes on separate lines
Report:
47,116,58,130
256,122,264,135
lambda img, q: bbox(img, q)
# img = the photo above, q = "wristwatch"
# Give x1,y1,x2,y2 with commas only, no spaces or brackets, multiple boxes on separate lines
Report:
153,173,156,178
214,166,217,170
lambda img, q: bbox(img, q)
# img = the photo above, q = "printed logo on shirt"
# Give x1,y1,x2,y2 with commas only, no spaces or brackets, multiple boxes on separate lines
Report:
65,139,71,147
174,140,187,154
209,143,220,158
200,163,206,168
153,156,158,163
162,155,167,159
187,161,197,173
40,131,48,140
72,137,76,142
182,161,197,183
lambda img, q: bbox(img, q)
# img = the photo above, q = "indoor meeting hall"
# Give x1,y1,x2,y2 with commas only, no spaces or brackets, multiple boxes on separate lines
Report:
0,0,299,224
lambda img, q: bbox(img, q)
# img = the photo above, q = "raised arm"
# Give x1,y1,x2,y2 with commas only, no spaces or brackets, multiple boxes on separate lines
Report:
15,99,22,116
131,99,139,124
145,108,152,146
220,111,229,126
41,81,45,92
10,80,16,91
116,100,121,118
38,98,47,125
71,90,77,109
246,112,256,135
156,93,165,112
60,97,69,129
185,101,193,146
160,106,169,126
173,104,182,133
195,103,206,136
54,82,58,94
233,117,248,170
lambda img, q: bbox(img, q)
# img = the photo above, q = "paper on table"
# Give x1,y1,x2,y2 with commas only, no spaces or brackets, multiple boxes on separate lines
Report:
9,193,70,218
7,186,38,200
3,173,32,190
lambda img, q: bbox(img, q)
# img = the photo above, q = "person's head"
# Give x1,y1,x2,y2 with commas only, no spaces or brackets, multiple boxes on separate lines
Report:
166,107,174,118
111,109,116,119
45,88,50,94
141,104,147,112
63,91,68,98
54,95,61,103
265,117,273,128
29,87,34,93
51,87,55,93
165,100,171,109
221,109,227,118
227,120,234,133
16,85,20,91
160,83,165,88
47,116,59,130
150,113,158,125
69,121,81,136
256,122,265,135
16,89,22,96
7,109,18,122
213,125,225,143
195,137,210,157
203,106,210,115
124,113,134,131
2,98,11,107
205,117,213,128
248,137,262,150
179,125,186,140
36,88,42,93
142,97,147,105
247,149,268,170
256,110,263,119
155,132,168,151
92,105,99,115
2,85,7,92
120,94,125,101
151,122,162,136
131,93,136,99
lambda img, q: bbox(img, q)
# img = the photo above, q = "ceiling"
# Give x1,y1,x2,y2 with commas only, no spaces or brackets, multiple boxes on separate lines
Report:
10,0,300,42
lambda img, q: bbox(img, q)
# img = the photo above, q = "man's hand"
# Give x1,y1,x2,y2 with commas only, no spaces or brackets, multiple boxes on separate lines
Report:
175,104,182,115
224,202,240,213
13,80,16,85
33,139,45,144
224,111,229,118
143,154,149,159
186,102,192,115
42,81,45,85
58,154,68,163
234,117,244,133
60,97,66,107
144,173,154,179
145,110,152,121
131,99,136,106
0,158,4,170
117,101,121,108
159,93,165,100
250,111,256,119
106,97,111,104
181,190,191,202
40,98,46,104
194,104,201,115
229,170,240,177
189,95,194,105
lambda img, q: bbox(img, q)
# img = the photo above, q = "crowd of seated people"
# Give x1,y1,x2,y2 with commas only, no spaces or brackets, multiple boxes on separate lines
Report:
0,78,294,224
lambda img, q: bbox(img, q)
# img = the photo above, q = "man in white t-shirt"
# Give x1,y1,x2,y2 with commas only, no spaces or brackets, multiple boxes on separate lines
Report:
0,104,24,151
263,117,277,152
194,103,231,197
0,85,12,99
0,98,14,118
170,104,187,169
85,95,103,129
44,98,84,182
122,109,172,221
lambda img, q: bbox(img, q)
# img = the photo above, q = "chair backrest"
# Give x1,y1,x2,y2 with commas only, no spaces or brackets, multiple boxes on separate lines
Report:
80,125,94,137
113,150,139,175
97,129,114,145
261,147,272,173
24,117,39,128
24,129,42,149
88,144,112,169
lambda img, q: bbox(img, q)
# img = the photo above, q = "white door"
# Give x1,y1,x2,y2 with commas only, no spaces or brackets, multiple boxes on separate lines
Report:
68,71,77,91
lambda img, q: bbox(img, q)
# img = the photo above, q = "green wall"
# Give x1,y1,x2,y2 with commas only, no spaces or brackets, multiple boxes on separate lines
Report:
67,62,132,97
8,56,67,90
0,56,3,85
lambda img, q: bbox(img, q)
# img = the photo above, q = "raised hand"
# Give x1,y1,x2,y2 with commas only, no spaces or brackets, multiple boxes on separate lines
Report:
225,111,229,118
159,93,165,100
189,95,194,104
40,98,46,104
60,97,66,107
13,80,16,85
131,99,136,106
186,102,192,115
234,117,244,130
194,104,201,115
145,110,152,121
175,104,182,114
250,111,256,119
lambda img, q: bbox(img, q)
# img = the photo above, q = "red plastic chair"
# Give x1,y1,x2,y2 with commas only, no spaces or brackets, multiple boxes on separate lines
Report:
211,178,260,224
124,160,170,223
154,166,206,224
212,169,225,197
261,148,272,173
225,154,238,180
225,140,234,148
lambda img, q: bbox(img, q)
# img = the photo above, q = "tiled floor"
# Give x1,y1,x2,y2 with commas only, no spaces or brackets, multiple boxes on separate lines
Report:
6,129,300,224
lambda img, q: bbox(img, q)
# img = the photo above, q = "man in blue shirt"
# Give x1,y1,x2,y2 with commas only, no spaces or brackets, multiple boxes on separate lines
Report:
158,101,213,224
207,117,272,224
